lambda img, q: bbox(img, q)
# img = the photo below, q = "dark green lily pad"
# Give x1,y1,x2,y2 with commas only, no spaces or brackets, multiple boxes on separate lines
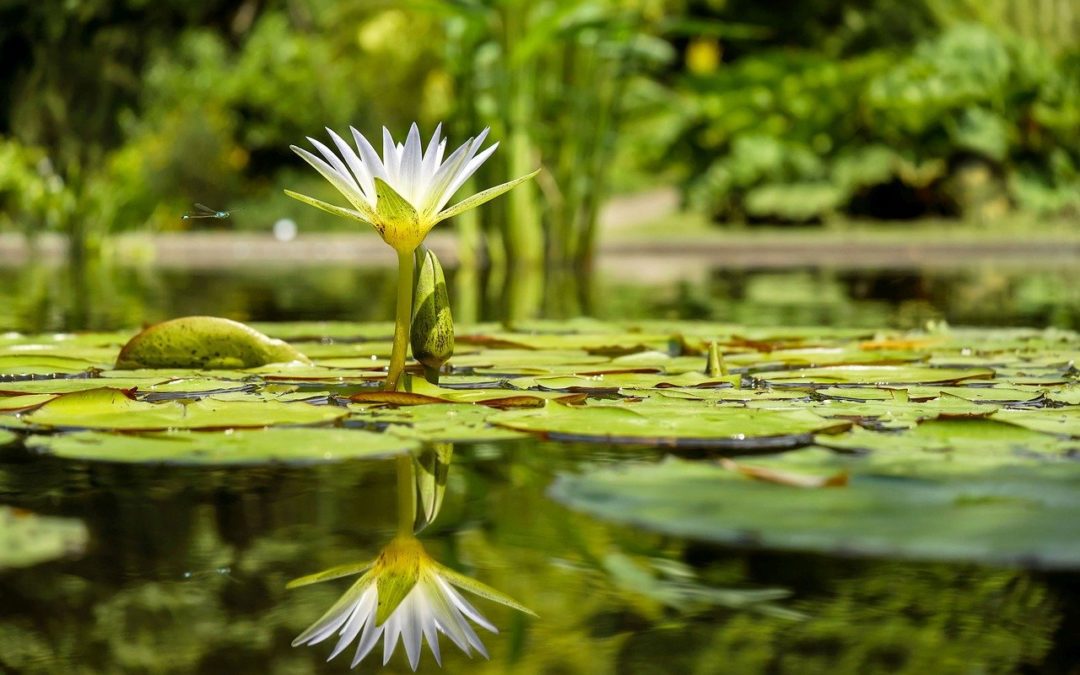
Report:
549,456,1080,568
0,506,88,569
29,428,415,465
491,401,850,449
23,388,347,431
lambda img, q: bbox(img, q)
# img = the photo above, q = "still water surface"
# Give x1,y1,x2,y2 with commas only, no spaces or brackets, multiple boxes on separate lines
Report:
1,261,1078,673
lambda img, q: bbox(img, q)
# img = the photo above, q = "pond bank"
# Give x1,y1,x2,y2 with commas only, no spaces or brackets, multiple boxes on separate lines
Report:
2,228,1077,277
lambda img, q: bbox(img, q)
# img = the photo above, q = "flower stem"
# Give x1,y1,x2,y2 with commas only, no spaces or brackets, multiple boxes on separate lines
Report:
396,453,416,536
385,248,416,391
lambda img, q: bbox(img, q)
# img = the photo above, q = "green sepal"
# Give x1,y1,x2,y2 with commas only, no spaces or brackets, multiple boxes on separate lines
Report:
434,169,540,223
286,559,376,589
437,563,538,617
284,189,369,224
375,563,421,625
374,177,418,226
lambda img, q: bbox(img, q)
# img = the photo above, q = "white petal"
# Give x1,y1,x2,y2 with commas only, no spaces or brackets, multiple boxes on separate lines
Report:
420,141,474,214
290,146,367,213
419,594,442,666
382,605,403,666
435,141,499,213
351,604,385,668
421,123,444,182
327,588,376,660
326,127,375,203
428,588,473,656
351,126,389,182
400,593,423,670
400,123,424,205
437,575,497,633
435,138,447,167
306,137,361,193
382,127,401,181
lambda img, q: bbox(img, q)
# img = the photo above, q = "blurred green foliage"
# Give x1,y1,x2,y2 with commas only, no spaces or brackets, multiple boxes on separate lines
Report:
661,1,1080,222
0,0,1077,251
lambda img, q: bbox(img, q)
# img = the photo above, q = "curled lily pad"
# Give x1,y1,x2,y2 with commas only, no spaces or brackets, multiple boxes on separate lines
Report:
491,401,850,449
0,506,88,569
23,388,347,431
29,428,416,465
115,316,312,369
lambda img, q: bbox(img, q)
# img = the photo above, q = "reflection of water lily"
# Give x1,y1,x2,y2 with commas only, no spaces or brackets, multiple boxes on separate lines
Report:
291,535,535,670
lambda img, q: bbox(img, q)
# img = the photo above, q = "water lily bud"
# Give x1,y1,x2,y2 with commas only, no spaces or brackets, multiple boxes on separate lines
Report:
410,247,454,383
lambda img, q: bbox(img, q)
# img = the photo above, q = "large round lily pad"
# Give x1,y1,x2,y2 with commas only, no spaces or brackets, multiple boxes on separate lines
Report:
549,456,1080,568
491,401,850,449
29,428,416,465
23,388,347,431
0,506,88,569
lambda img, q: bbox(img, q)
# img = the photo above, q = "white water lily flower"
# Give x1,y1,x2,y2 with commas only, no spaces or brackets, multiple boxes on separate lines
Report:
287,123,539,252
290,535,536,670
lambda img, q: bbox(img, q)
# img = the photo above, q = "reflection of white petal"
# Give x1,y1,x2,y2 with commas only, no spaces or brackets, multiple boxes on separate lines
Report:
437,575,497,633
295,560,507,671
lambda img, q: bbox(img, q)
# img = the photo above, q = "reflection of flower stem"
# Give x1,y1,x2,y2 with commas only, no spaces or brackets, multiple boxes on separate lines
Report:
397,453,416,536
385,248,416,391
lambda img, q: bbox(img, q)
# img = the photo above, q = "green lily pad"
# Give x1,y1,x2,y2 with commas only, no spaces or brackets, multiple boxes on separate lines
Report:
0,429,16,446
991,408,1080,438
0,377,251,396
23,388,347,431
754,365,995,387
0,353,103,375
0,394,57,412
814,419,1075,468
29,428,416,465
508,372,740,393
491,401,850,449
115,316,312,369
353,403,529,442
549,456,1080,568
0,506,88,569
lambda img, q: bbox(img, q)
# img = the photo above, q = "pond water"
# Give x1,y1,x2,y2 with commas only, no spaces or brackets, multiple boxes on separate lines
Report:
1,260,1078,674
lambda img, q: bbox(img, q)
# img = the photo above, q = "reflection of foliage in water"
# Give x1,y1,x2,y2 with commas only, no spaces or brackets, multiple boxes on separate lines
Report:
616,560,1059,674
0,261,1075,333
0,441,1071,673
